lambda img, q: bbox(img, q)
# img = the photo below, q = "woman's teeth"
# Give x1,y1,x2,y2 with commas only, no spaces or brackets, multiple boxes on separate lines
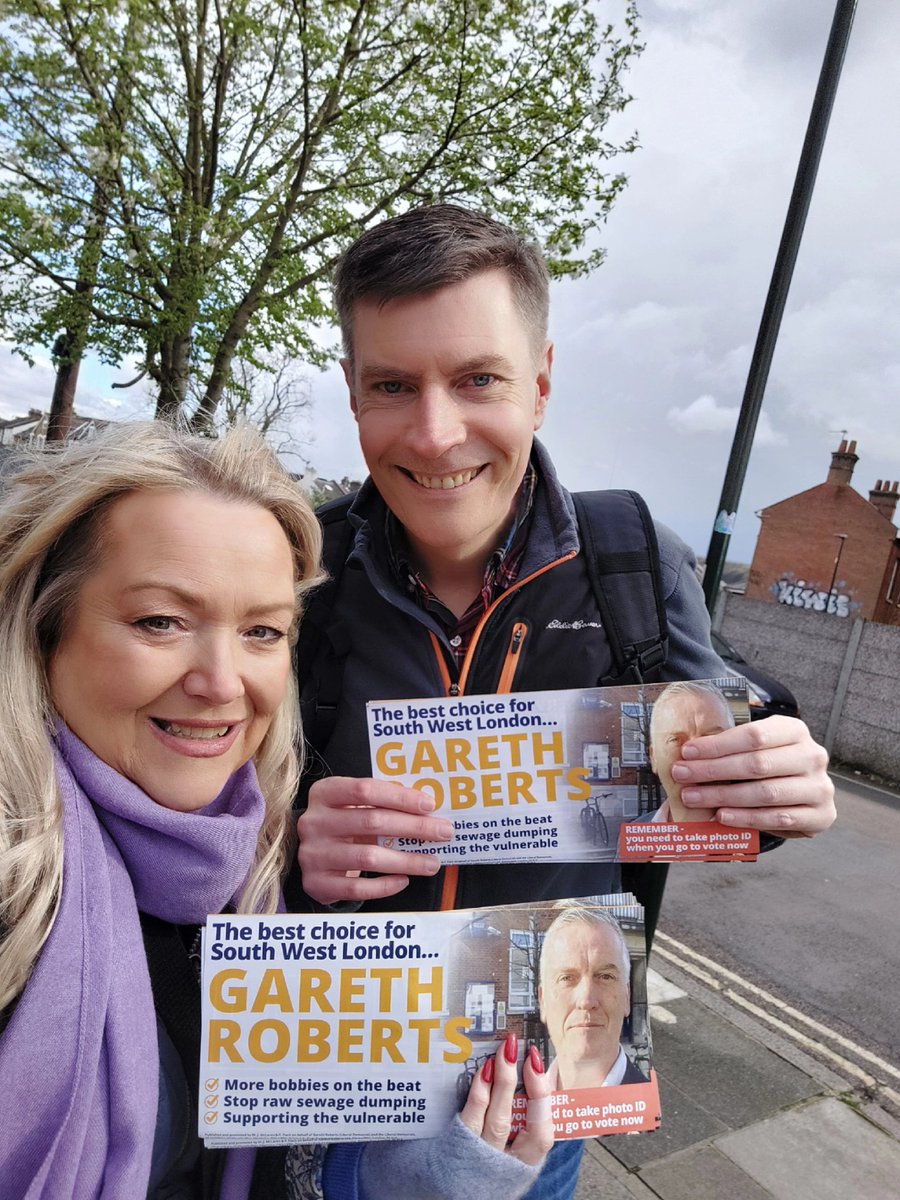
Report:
157,721,230,739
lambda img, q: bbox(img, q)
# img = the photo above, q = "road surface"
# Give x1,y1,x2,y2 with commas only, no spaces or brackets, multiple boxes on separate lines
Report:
657,773,900,1072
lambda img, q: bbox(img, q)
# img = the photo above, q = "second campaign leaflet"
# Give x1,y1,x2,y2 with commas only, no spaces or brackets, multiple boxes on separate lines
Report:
199,894,659,1148
367,679,759,863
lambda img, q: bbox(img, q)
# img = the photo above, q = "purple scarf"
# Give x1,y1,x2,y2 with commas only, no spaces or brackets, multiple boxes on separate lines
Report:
0,724,266,1199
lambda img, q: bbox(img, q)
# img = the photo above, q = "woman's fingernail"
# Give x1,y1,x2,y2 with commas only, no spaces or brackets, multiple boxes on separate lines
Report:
482,1056,494,1084
680,788,701,804
418,794,436,812
504,1033,518,1064
529,1044,544,1074
671,763,691,779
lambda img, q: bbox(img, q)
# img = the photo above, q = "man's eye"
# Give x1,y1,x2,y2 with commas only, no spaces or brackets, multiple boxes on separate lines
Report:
376,381,405,395
470,374,494,387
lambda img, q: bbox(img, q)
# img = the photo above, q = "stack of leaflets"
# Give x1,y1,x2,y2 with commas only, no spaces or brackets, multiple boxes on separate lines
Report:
200,894,659,1147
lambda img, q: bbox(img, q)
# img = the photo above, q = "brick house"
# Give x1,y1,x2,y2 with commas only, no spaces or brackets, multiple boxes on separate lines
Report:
745,439,900,625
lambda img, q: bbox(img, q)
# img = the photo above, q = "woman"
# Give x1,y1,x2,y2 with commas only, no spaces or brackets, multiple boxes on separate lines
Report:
0,421,551,1200
0,420,323,1198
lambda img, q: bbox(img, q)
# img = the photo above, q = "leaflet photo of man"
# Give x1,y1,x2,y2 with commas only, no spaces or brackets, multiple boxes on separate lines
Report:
538,905,648,1091
648,681,736,823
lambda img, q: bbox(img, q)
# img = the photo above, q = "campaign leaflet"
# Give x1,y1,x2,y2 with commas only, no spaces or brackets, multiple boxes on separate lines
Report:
199,894,659,1147
367,679,759,864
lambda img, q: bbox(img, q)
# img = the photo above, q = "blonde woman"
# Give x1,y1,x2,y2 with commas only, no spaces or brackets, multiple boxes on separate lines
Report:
0,421,323,1198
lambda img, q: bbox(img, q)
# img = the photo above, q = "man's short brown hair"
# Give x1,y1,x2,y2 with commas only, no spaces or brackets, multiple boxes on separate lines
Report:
334,204,550,358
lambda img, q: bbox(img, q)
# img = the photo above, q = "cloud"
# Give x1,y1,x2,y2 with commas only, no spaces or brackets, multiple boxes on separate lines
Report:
666,394,785,445
0,343,55,419
0,344,146,424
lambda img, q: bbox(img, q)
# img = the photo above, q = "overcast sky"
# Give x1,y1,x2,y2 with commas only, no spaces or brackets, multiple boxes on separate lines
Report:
2,0,896,563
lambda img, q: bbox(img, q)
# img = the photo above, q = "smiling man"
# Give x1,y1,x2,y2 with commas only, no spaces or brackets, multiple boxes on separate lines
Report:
289,204,835,1200
538,906,648,1091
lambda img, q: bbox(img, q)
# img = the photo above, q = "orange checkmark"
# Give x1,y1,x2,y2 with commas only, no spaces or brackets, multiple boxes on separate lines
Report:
205,1094,218,1108
205,1078,219,1091
204,1112,218,1124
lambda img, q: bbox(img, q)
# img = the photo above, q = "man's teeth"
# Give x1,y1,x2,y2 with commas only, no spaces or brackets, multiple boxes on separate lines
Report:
412,469,477,490
158,721,230,739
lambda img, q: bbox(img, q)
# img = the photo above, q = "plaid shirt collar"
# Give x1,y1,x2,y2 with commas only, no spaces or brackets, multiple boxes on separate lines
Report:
387,464,537,666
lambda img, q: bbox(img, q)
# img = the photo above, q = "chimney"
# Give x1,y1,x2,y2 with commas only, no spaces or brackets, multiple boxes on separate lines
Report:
869,479,899,523
827,438,858,486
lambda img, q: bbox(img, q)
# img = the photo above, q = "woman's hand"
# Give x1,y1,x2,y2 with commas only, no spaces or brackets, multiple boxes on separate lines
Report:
353,1034,553,1200
459,1035,553,1168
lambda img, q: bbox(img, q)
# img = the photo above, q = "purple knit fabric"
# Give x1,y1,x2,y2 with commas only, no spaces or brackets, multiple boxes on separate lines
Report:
0,724,266,1199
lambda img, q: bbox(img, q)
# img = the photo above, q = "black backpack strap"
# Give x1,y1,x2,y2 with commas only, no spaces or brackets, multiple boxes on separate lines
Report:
573,489,669,684
574,490,671,952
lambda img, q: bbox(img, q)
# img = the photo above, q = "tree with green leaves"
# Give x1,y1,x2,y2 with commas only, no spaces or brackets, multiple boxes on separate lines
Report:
0,0,641,433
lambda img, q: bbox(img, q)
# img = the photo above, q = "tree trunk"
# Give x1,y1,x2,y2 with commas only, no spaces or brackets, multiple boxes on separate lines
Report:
46,333,81,442
154,333,192,421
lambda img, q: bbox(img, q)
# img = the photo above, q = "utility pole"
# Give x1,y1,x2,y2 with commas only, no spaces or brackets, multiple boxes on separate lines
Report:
702,0,858,612
827,533,849,611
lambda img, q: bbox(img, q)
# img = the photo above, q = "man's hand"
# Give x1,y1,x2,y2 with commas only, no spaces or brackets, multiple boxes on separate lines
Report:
297,776,454,905
675,715,835,836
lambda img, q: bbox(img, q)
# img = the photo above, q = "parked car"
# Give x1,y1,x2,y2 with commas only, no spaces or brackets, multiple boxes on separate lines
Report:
711,630,800,720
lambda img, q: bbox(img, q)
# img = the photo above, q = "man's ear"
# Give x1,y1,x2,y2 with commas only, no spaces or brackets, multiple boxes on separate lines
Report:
341,357,359,419
533,341,553,430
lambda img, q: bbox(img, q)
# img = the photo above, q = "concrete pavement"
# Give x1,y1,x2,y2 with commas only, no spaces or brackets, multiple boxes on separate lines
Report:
574,956,900,1200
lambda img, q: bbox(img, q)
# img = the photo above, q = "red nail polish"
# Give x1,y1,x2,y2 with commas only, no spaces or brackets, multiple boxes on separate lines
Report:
504,1033,517,1064
482,1056,494,1084
529,1044,544,1074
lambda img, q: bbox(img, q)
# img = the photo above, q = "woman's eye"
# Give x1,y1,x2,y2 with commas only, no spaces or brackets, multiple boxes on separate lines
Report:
135,615,177,633
246,626,285,643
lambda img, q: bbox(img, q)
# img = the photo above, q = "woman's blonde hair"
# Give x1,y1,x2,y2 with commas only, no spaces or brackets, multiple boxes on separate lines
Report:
0,421,323,1010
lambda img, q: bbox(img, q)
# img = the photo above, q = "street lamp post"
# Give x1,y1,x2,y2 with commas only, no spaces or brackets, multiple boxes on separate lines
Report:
827,533,848,613
701,0,858,612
